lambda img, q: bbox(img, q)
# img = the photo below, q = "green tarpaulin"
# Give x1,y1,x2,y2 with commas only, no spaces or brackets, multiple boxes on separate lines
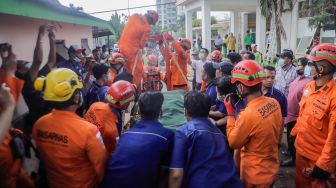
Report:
160,90,187,131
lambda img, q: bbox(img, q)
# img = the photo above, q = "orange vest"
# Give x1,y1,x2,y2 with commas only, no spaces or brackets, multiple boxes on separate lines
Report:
0,70,24,103
33,110,108,187
84,102,119,154
291,80,336,173
170,41,189,91
227,96,283,184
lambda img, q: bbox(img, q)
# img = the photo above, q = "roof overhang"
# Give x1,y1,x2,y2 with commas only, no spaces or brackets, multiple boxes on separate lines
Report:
0,0,114,34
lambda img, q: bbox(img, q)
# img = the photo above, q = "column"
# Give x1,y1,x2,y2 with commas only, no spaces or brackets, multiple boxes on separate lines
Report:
201,0,211,50
256,6,266,54
290,2,298,50
230,11,239,51
185,10,193,42
241,12,248,49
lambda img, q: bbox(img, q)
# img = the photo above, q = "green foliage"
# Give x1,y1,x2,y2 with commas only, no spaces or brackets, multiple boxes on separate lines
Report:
303,0,336,32
211,16,217,25
110,12,128,40
192,19,202,27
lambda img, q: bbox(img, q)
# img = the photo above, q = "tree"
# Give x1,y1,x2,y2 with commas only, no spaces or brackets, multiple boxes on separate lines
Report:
303,0,336,36
69,3,83,11
259,0,294,53
110,12,128,40
211,16,218,25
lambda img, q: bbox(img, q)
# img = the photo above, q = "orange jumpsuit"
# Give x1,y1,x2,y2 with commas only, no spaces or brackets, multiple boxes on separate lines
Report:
170,41,190,91
291,80,336,187
227,96,283,186
0,134,35,188
0,70,32,187
0,69,24,103
32,110,108,188
84,102,119,154
118,14,151,89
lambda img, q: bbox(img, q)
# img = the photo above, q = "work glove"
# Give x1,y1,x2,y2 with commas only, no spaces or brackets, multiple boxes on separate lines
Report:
311,166,330,180
224,94,235,116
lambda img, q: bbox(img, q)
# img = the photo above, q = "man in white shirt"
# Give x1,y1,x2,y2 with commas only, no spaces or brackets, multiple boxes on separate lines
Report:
189,48,210,90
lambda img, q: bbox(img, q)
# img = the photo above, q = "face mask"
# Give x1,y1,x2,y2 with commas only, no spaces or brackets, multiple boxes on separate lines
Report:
199,52,205,59
217,94,224,102
278,58,285,68
74,56,81,63
104,52,109,56
304,66,311,77
106,73,111,81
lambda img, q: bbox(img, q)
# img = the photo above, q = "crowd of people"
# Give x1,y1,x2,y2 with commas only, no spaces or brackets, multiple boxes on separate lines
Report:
0,9,336,188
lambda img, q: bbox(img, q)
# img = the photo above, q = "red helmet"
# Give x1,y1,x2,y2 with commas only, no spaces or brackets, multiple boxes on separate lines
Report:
105,80,135,109
307,43,336,66
108,53,126,65
147,55,157,65
147,10,159,24
211,50,222,62
179,38,191,50
231,60,266,86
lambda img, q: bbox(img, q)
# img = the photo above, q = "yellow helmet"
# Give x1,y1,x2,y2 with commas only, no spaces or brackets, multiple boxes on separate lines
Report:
34,68,83,102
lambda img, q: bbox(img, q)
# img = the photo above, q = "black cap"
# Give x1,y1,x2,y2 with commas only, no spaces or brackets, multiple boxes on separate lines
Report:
68,45,85,54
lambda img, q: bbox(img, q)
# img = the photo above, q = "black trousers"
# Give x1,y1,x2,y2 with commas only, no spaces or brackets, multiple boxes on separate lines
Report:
286,121,297,160
246,45,251,51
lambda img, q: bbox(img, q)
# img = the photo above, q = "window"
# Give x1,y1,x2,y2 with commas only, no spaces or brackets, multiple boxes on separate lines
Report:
81,38,91,55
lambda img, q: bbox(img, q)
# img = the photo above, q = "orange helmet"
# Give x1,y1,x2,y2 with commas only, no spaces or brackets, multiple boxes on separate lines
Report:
147,10,159,24
307,43,336,66
108,53,126,65
179,38,191,50
231,60,266,86
105,80,135,109
147,55,157,66
211,50,222,62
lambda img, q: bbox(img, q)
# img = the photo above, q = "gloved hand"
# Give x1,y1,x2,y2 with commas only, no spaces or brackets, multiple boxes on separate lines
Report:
311,166,330,180
224,94,235,116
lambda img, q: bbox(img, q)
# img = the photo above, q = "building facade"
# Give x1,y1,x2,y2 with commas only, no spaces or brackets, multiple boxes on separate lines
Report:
157,0,178,29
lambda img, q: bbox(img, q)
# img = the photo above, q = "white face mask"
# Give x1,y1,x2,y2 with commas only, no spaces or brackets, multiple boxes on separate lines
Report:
199,52,205,59
73,56,81,63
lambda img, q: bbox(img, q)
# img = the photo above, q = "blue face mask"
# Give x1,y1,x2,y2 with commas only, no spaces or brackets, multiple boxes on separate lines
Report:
278,58,285,68
106,73,111,81
304,66,311,77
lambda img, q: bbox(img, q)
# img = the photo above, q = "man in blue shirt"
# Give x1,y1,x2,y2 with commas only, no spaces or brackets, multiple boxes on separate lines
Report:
84,63,109,110
202,62,217,105
169,91,241,188
101,91,174,188
58,45,86,81
234,66,288,119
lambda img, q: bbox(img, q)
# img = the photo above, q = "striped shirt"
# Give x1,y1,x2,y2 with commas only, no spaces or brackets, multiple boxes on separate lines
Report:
274,64,298,97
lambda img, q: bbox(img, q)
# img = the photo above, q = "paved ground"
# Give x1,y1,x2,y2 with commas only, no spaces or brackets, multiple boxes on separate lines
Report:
274,131,296,188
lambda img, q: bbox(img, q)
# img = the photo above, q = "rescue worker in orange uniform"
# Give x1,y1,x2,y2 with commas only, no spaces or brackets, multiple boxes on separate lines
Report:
291,44,336,187
84,80,136,154
105,52,126,86
32,68,108,188
142,55,164,91
118,10,159,89
0,43,24,102
0,45,34,188
168,38,191,91
224,60,283,187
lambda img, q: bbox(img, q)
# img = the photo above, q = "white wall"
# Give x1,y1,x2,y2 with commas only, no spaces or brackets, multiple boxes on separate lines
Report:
0,14,93,65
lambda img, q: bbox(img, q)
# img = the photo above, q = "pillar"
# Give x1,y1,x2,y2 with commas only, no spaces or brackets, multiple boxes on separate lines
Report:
185,10,193,42
256,6,266,54
241,12,248,49
230,11,239,51
201,0,211,51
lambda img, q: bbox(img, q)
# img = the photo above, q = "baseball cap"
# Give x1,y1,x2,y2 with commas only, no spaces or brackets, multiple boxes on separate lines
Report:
279,49,294,59
68,45,85,54
219,62,234,76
